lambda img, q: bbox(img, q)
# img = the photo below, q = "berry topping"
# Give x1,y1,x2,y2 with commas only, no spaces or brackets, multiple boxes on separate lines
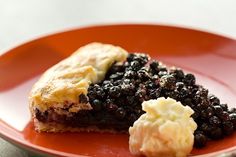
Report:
86,53,236,147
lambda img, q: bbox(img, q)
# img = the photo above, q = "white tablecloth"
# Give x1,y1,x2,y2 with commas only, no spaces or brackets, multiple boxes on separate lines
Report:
0,0,236,156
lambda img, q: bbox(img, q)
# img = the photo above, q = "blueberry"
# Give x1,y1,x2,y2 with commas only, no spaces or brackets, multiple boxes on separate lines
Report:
169,68,185,81
194,133,207,148
132,53,149,65
200,107,214,120
183,98,192,106
149,60,159,72
164,90,178,100
135,88,147,101
191,111,200,119
183,73,196,85
209,116,221,126
158,65,167,72
188,84,199,95
222,121,234,135
176,82,185,90
113,80,123,86
149,88,161,99
209,127,222,139
208,94,220,106
219,111,230,121
102,80,112,86
145,80,157,89
109,72,124,80
229,113,236,129
124,70,137,79
115,107,126,119
200,123,212,134
196,88,208,98
134,106,143,116
121,83,135,95
91,99,102,111
177,87,189,100
105,99,114,106
199,99,210,110
127,53,136,62
194,130,204,135
151,74,159,81
109,86,121,98
35,108,48,122
137,69,150,81
131,61,141,70
220,103,228,111
160,74,176,90
193,94,202,104
128,114,137,124
123,79,131,84
213,105,223,116
158,71,168,77
92,84,105,99
126,96,135,105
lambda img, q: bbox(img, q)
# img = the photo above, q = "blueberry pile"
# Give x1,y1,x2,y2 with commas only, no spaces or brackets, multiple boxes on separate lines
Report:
86,53,236,148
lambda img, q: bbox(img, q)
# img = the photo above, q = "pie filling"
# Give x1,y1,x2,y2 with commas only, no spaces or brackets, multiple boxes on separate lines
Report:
35,107,132,131
35,53,236,148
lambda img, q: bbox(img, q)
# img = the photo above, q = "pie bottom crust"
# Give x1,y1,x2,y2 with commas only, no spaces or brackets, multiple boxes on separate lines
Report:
33,119,124,133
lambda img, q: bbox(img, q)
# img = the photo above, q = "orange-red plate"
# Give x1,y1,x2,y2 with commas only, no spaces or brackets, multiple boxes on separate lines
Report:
0,24,236,157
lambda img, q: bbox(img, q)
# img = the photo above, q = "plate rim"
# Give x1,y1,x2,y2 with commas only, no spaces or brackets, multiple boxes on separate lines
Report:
1,23,235,57
0,122,87,157
0,23,236,157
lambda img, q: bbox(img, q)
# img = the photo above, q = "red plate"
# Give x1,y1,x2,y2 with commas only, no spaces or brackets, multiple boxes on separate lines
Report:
0,24,236,157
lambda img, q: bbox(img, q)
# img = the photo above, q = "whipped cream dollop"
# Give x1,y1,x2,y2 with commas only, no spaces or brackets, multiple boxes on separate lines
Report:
129,97,197,157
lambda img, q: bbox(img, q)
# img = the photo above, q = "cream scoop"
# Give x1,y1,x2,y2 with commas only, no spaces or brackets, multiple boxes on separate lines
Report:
129,97,197,157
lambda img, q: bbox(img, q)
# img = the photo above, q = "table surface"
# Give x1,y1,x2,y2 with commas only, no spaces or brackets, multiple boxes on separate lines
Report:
0,0,236,156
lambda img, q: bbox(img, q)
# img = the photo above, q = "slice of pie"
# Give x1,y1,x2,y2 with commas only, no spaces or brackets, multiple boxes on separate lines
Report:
29,43,128,132
29,42,236,147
